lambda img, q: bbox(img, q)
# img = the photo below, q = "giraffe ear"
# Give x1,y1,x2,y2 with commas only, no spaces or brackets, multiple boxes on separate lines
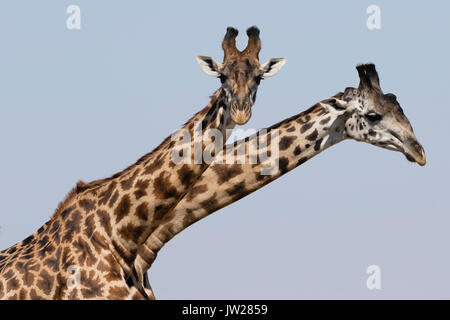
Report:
195,56,222,77
261,58,287,78
321,98,348,112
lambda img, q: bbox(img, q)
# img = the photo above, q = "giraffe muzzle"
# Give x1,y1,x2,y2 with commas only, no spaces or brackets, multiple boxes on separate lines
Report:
230,102,252,125
403,137,426,166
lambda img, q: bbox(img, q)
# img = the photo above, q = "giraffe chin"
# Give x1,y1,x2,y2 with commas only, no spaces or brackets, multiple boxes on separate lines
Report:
403,138,426,166
405,152,426,166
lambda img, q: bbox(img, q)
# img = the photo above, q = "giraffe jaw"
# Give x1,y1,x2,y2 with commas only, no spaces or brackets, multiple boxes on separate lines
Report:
380,133,426,166
372,138,426,166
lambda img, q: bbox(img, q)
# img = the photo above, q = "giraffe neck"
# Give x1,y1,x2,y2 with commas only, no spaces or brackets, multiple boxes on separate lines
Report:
135,93,350,272
49,87,236,277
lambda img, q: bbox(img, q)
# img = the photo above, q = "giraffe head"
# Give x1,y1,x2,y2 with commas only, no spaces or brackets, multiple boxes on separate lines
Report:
196,26,286,125
333,63,426,166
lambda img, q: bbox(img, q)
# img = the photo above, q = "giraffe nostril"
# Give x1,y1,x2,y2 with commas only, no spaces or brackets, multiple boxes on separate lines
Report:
230,103,238,115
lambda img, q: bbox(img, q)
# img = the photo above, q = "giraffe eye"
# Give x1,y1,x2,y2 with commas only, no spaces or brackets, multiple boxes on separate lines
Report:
365,112,382,122
219,75,226,84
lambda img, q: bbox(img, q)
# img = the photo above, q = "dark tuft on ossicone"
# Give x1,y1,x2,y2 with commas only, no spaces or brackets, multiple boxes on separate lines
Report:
246,26,260,39
224,27,238,40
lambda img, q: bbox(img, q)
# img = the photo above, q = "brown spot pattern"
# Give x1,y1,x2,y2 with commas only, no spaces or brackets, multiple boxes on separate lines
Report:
279,157,289,174
97,209,112,237
153,172,179,199
144,156,164,175
212,164,243,185
305,129,318,141
107,285,129,300
62,210,81,243
81,270,103,299
120,169,141,191
98,181,117,206
79,199,96,213
279,136,296,151
135,202,149,221
36,269,54,296
177,165,197,187
114,195,131,223
300,122,314,133
119,222,146,243
108,190,119,208
134,179,149,200
320,116,331,125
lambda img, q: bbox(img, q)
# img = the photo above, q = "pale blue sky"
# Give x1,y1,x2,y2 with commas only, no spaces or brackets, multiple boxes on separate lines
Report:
0,0,449,299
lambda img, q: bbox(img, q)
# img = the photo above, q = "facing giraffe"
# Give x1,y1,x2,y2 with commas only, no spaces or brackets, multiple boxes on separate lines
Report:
0,26,286,300
134,63,426,296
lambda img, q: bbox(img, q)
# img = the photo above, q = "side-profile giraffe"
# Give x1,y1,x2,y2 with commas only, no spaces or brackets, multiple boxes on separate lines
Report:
0,26,287,300
133,63,426,297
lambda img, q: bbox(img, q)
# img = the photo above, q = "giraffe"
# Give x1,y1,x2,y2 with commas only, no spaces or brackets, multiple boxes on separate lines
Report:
134,63,426,297
0,26,287,300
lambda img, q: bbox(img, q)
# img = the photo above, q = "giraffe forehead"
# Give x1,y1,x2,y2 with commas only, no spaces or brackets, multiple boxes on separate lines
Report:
222,59,260,75
222,62,260,94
